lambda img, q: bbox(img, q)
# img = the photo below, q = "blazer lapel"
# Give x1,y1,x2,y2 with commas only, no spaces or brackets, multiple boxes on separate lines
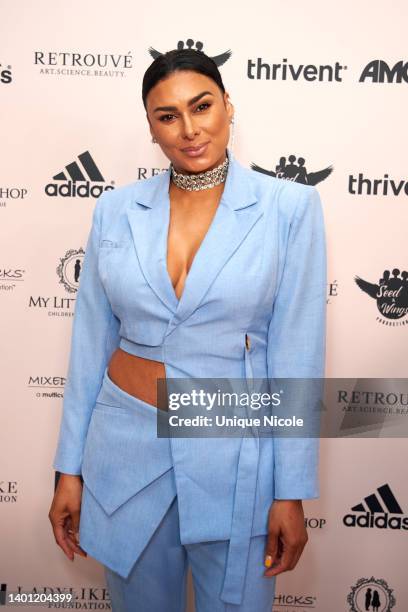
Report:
126,170,179,312
174,152,263,325
126,149,263,325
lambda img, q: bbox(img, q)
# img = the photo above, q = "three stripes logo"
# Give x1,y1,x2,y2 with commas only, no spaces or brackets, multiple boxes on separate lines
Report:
45,150,114,198
343,483,408,530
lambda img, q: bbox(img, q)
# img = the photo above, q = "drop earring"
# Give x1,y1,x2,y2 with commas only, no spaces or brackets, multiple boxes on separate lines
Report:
229,116,235,154
151,136,157,143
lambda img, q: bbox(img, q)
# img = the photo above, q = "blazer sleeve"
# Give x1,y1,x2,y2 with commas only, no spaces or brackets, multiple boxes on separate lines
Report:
53,191,120,475
267,185,327,500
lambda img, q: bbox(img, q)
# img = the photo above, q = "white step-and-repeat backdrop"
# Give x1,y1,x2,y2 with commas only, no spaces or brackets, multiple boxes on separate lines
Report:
1,1,407,610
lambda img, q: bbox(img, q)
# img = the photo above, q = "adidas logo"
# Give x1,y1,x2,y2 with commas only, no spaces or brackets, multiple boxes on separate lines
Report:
343,483,408,530
45,151,114,198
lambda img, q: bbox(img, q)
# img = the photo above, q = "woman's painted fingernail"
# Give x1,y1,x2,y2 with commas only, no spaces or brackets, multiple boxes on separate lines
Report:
264,555,273,567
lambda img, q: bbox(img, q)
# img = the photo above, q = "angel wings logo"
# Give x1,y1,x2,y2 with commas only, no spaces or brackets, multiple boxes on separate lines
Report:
250,155,333,185
148,39,232,67
354,268,408,325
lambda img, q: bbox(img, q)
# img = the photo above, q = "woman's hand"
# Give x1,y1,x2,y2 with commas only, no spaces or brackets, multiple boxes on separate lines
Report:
263,499,308,577
48,474,88,561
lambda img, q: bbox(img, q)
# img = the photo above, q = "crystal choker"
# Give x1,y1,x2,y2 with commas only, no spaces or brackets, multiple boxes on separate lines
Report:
170,154,229,191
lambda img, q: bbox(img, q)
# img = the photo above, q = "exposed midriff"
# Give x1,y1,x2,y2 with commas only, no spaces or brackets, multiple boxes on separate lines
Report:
107,349,167,410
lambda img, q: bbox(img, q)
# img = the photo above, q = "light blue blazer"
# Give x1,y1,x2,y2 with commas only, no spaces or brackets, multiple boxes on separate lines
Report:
53,148,327,605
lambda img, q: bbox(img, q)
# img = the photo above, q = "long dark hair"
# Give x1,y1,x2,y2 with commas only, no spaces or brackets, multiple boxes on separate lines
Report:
142,48,226,109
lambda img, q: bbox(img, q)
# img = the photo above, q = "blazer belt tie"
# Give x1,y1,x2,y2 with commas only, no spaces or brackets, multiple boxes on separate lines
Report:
219,340,261,605
220,433,260,605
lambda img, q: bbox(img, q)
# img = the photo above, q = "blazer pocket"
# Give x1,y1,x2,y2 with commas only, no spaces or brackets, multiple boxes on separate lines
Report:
81,405,173,515
99,239,131,248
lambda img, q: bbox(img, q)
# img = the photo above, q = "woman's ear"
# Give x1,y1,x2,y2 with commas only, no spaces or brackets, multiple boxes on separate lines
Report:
146,112,151,127
224,92,234,122
146,113,156,142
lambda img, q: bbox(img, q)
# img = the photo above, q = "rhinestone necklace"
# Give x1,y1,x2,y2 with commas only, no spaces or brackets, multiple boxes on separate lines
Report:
170,155,229,191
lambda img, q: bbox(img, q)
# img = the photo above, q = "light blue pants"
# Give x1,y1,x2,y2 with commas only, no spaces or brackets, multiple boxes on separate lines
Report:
104,496,276,612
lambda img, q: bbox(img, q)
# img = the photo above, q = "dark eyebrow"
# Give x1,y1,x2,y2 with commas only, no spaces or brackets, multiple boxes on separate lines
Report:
153,91,214,113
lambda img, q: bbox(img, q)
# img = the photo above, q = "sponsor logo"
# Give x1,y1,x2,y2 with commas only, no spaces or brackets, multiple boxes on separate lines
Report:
273,592,317,609
337,380,408,438
0,187,28,208
348,576,395,612
56,248,85,293
29,376,66,400
339,386,408,415
327,280,338,304
355,268,408,325
0,482,18,504
304,517,326,529
136,166,169,179
251,155,333,185
28,295,76,315
349,173,408,196
360,60,408,83
34,51,133,78
28,249,84,317
343,483,408,530
0,63,12,84
45,151,114,198
0,268,25,293
148,38,231,67
247,57,347,81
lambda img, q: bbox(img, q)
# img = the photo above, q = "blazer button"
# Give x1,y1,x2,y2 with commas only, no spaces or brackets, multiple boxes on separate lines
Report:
245,333,251,350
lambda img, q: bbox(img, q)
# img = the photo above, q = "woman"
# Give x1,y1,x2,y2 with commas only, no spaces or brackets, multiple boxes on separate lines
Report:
49,48,327,612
